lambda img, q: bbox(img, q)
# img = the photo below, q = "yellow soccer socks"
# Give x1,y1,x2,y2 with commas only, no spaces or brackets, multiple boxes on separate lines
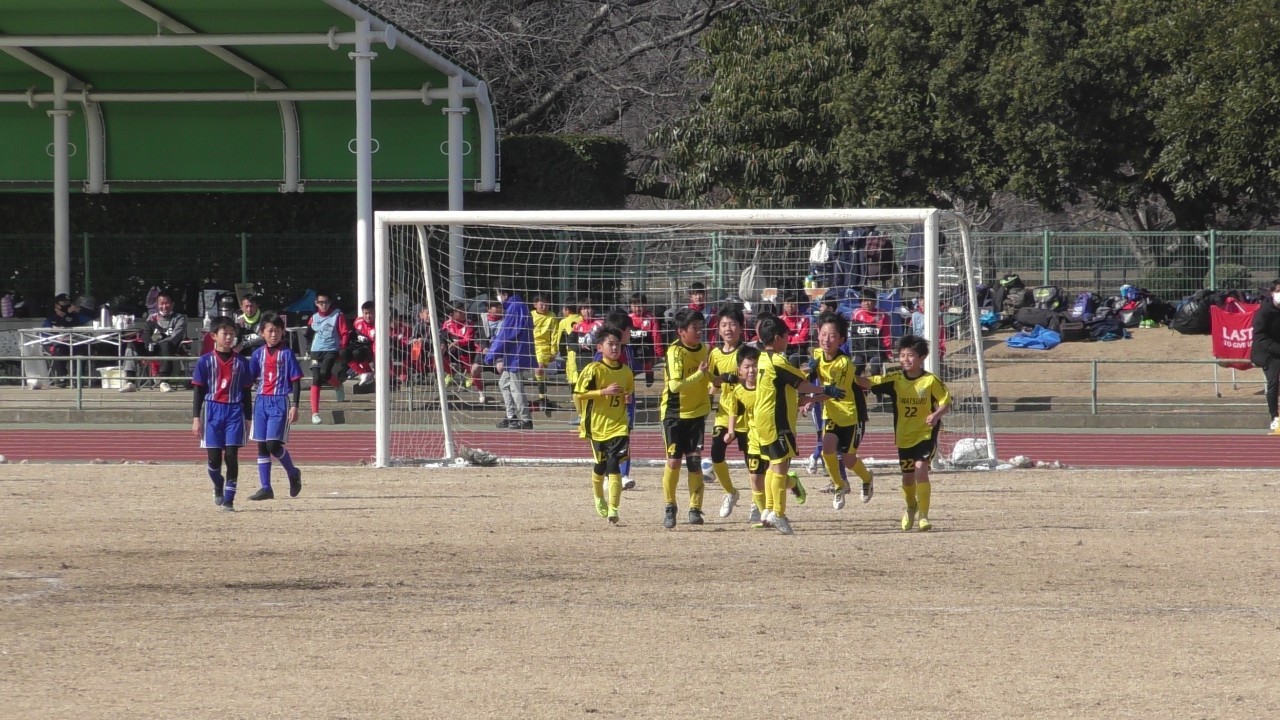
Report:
662,465,679,505
752,490,767,513
607,473,622,511
901,482,918,531
688,470,705,511
712,460,735,494
769,471,789,517
592,473,607,517
852,457,872,485
822,452,848,493
916,481,932,530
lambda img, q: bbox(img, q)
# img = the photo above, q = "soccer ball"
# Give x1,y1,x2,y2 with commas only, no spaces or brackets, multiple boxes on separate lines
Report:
701,458,713,474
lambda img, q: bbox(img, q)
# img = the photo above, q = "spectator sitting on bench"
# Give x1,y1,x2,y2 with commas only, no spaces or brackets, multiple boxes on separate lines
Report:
42,293,93,388
121,291,189,393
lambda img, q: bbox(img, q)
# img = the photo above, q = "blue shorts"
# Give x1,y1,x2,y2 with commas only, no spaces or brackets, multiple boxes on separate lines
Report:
250,395,292,443
201,401,247,449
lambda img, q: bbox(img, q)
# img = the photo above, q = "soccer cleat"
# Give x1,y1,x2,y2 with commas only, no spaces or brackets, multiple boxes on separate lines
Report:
688,508,705,525
334,385,346,402
833,489,846,510
747,506,762,524
902,507,917,532
789,471,807,505
288,469,302,497
607,507,619,524
213,488,225,506
1271,417,1280,434
311,413,322,425
249,488,274,501
595,497,609,518
861,480,874,503
621,476,636,490
918,515,933,532
119,381,137,393
221,502,235,512
663,504,677,529
719,490,739,518
511,420,534,430
805,454,818,475
773,514,794,535
158,381,173,393
478,392,488,404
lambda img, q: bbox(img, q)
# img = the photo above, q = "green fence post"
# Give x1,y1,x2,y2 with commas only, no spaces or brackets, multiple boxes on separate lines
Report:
1042,230,1051,286
82,232,91,297
241,233,249,284
1207,229,1216,290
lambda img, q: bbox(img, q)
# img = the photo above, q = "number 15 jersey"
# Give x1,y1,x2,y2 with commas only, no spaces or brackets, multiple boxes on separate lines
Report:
574,358,635,441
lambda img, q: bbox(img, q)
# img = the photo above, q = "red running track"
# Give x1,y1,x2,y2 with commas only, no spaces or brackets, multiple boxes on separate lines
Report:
0,429,1275,468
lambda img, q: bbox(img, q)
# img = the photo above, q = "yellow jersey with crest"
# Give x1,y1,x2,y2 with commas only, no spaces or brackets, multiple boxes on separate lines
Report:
753,349,805,446
661,340,711,420
574,358,635,441
868,370,951,448
721,383,760,454
709,342,744,429
811,348,867,426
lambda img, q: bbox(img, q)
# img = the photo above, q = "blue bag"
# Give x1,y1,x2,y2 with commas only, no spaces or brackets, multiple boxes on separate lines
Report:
1006,325,1061,350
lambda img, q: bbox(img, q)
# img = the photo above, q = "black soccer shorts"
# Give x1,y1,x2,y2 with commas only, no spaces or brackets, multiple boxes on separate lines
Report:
662,416,706,459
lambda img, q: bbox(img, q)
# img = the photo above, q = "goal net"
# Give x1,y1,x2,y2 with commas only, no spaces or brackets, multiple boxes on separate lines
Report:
374,209,996,469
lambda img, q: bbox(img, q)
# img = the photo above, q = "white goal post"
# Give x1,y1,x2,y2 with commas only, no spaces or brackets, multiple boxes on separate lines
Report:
374,208,996,469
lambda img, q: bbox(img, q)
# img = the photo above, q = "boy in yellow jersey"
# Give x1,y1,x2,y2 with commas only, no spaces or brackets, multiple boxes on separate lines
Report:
812,312,875,510
553,297,583,418
530,293,557,415
707,305,748,518
722,345,768,525
753,316,839,535
660,308,712,529
574,326,635,524
859,335,951,532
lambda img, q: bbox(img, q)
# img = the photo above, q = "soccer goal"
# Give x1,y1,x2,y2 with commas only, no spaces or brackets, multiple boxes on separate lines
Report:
373,209,996,469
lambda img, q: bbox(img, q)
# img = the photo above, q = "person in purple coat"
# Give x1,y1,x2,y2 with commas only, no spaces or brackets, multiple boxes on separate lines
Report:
485,288,535,429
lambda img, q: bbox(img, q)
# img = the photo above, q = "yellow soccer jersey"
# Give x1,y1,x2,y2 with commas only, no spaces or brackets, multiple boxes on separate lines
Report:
753,350,805,446
531,309,557,358
812,349,867,426
723,383,760,454
661,340,711,420
869,370,951,448
554,313,583,357
709,342,744,428
574,358,635,442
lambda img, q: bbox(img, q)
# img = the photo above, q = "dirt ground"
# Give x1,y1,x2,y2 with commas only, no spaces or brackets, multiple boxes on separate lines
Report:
2,464,1277,719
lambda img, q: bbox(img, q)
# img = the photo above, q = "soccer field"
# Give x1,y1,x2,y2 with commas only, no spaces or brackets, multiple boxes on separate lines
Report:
1,464,1276,719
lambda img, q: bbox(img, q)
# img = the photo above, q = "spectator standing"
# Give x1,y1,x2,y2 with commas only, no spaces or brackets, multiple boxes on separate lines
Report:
307,291,350,424
485,288,536,429
1251,279,1280,434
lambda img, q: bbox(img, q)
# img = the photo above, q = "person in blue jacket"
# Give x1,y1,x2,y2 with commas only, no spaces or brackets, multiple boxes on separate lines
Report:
485,288,536,429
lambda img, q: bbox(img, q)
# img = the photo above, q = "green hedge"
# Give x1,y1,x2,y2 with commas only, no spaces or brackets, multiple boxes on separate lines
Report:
499,135,631,209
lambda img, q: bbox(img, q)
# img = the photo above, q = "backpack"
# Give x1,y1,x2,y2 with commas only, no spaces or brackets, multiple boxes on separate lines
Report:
1032,285,1067,312
1068,291,1099,322
739,241,766,302
1013,306,1065,332
1170,290,1212,334
1088,316,1127,341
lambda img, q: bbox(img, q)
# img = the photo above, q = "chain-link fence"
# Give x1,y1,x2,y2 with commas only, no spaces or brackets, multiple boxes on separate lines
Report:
5,230,1280,319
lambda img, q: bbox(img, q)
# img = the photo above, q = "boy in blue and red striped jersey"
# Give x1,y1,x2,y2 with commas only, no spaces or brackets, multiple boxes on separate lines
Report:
191,316,255,511
247,312,305,502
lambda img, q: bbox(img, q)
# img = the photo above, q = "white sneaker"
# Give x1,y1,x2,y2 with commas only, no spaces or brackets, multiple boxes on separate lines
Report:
118,381,138,393
358,372,372,385
773,514,794,535
621,476,636,490
158,381,173,393
747,506,761,524
478,392,488,404
805,454,818,475
861,479,874,504
311,413,322,425
833,489,846,510
1271,417,1279,434
761,509,775,526
334,384,345,402
719,490,739,518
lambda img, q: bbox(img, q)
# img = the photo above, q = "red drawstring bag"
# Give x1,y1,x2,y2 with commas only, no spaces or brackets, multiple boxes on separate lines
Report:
1210,298,1259,370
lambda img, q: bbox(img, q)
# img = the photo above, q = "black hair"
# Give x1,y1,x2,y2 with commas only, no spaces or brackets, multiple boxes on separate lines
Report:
757,316,786,344
533,292,551,303
717,305,745,326
596,326,623,344
736,344,761,366
361,300,374,311
561,295,577,310
156,290,174,302
673,307,705,331
817,311,848,339
754,310,777,326
690,281,706,292
209,316,237,335
899,334,930,359
629,291,648,305
578,297,594,312
604,309,633,331
260,311,285,330
241,294,258,305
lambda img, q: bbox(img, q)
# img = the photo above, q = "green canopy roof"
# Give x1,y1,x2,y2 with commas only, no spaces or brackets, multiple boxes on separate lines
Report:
0,0,498,192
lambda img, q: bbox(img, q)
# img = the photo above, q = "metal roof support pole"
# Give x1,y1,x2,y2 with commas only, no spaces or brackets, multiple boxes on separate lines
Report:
49,76,73,296
446,74,469,302
351,18,377,307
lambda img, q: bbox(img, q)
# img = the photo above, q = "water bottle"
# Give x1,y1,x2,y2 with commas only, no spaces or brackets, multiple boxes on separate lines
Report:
99,304,111,329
